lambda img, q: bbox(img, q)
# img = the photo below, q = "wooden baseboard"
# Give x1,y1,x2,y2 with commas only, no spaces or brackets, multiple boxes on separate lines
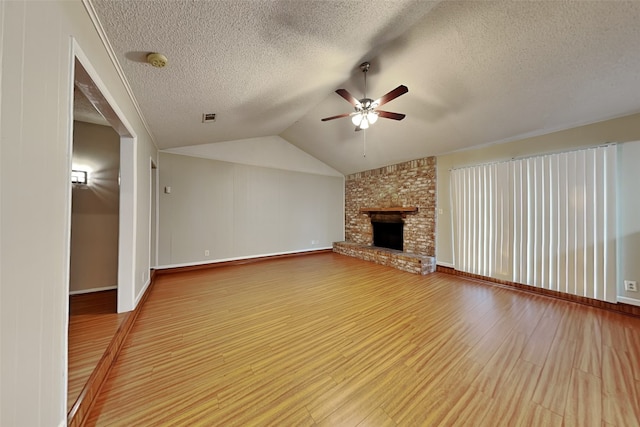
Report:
156,249,333,275
437,265,640,318
67,270,156,427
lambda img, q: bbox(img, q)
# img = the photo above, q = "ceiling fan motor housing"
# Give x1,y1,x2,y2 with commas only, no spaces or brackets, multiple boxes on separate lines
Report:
357,98,377,111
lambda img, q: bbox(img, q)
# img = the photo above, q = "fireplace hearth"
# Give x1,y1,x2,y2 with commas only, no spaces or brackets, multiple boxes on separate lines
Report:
333,241,436,275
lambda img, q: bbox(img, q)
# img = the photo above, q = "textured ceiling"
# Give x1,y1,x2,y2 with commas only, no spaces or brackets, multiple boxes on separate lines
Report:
91,0,640,175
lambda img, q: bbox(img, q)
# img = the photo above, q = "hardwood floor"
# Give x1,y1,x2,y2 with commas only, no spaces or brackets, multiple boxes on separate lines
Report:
68,290,126,411
85,253,640,426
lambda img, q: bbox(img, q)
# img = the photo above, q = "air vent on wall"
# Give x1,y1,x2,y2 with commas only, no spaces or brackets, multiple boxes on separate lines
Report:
202,113,216,123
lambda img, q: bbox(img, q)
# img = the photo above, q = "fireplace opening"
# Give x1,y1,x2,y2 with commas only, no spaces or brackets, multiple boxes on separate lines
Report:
371,214,404,251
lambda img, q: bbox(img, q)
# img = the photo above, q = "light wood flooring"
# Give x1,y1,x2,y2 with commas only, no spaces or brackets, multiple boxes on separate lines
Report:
86,253,640,426
68,290,126,411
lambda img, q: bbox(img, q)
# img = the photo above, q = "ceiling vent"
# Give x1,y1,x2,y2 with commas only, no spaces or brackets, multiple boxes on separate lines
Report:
202,113,216,123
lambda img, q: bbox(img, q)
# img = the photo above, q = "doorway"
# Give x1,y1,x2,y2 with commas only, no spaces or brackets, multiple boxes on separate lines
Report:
67,47,138,416
150,159,158,269
69,117,120,294
72,53,137,312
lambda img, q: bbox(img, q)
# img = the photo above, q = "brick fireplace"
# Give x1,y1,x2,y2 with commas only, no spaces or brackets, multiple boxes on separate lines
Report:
333,157,437,275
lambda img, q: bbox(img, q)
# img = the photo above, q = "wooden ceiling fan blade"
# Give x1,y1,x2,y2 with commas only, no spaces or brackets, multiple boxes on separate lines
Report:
335,89,361,107
375,85,408,107
377,110,406,120
321,112,352,121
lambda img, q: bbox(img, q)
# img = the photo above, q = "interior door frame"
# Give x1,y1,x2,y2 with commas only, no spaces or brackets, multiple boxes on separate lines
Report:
71,40,138,313
150,158,158,269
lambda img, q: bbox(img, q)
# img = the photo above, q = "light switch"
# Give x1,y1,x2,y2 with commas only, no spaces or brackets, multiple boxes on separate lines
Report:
164,186,171,194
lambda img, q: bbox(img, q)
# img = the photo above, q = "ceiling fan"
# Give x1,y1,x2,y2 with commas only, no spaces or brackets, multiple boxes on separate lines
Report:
321,62,408,131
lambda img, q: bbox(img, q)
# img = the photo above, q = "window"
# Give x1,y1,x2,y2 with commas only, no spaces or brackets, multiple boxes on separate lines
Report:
451,145,616,302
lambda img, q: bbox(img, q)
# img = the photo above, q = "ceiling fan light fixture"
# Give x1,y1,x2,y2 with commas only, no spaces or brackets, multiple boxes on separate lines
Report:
359,117,370,129
352,113,363,126
367,111,379,124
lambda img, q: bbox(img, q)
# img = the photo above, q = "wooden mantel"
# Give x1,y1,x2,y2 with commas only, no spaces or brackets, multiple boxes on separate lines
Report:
359,207,418,217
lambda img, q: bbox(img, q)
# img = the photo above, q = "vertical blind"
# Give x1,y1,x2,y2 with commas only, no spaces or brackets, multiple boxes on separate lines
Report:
451,145,617,302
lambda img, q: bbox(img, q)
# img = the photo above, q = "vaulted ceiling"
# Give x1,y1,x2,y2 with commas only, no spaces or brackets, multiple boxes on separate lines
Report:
89,0,640,175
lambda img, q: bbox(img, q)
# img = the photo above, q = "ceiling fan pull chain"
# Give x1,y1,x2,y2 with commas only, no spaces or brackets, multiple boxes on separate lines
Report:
363,129,366,157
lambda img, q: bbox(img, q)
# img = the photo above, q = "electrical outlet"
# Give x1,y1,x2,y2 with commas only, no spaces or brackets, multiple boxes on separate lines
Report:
204,250,210,256
624,280,638,292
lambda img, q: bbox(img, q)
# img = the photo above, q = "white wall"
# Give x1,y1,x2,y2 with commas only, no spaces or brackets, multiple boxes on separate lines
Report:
617,140,640,304
158,152,344,267
437,112,640,302
0,1,157,426
135,133,157,300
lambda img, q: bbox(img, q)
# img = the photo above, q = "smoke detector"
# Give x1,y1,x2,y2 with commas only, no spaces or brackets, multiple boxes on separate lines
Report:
147,53,168,68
